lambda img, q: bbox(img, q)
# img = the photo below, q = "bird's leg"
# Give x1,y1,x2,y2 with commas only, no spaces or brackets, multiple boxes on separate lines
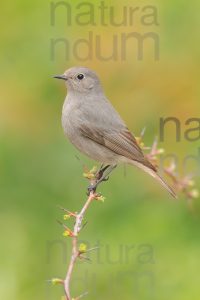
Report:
95,164,117,188
87,164,117,193
87,164,110,194
95,164,110,181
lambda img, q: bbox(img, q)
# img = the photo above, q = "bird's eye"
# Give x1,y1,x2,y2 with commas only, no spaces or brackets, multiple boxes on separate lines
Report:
77,74,84,80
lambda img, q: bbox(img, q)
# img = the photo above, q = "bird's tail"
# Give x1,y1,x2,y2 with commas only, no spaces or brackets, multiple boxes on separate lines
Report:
130,160,177,199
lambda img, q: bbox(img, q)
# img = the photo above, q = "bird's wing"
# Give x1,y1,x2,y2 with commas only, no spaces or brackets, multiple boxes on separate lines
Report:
80,124,177,198
80,124,156,171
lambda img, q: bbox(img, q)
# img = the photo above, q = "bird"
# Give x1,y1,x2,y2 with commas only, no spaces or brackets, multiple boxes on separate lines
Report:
54,66,176,198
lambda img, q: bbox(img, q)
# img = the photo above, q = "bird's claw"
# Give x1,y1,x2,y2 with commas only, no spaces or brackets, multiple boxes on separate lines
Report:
87,184,96,195
102,176,109,182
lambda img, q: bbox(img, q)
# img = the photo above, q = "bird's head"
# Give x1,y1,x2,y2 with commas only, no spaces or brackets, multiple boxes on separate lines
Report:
54,66,102,94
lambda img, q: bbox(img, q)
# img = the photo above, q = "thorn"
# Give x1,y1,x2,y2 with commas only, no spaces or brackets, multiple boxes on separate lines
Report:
57,206,77,217
78,255,91,262
75,155,89,173
74,291,89,300
46,278,64,285
56,220,75,237
81,221,88,231
57,205,70,213
141,127,146,137
86,246,100,253
75,154,80,162
56,219,69,229
151,136,158,153
46,279,52,283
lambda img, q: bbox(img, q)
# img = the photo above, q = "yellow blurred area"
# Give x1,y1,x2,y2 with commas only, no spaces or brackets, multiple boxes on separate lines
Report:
0,1,200,300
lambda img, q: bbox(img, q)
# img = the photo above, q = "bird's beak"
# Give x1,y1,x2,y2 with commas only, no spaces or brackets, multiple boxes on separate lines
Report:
53,74,68,81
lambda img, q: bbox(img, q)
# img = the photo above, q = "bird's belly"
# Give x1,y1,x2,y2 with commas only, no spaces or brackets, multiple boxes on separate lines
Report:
72,135,118,164
62,117,117,163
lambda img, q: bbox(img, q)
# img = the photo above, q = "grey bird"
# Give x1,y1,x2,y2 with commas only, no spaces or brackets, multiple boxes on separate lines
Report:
54,66,176,198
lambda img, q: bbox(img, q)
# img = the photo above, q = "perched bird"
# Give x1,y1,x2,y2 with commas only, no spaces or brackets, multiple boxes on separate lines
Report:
54,66,176,198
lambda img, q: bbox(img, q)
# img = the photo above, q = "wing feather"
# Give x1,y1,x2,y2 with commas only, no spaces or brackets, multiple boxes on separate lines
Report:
80,125,156,171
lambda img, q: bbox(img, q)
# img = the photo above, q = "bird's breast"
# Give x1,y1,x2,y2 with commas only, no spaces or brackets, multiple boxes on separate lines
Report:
61,97,84,144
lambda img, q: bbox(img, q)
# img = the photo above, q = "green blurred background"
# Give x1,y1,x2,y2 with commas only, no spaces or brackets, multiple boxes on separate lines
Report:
1,0,200,299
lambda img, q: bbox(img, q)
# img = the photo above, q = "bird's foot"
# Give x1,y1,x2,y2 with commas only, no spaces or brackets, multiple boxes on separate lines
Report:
86,164,117,195
87,184,97,195
95,165,110,181
87,176,110,195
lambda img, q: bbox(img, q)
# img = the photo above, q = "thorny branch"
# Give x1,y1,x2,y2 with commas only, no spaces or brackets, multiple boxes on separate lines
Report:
50,130,199,299
51,167,105,300
64,191,95,300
